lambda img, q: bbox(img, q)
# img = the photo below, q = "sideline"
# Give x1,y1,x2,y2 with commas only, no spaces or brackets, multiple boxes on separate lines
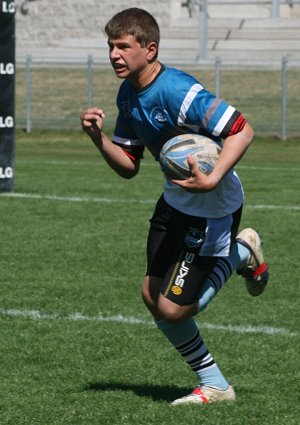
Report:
0,307,297,338
2,192,300,210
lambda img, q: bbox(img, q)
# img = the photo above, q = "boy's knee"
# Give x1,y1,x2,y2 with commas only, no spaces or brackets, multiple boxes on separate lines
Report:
161,309,183,324
158,296,197,324
141,277,165,319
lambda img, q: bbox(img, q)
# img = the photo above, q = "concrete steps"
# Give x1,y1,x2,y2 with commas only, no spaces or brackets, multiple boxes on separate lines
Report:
16,11,300,67
229,28,300,39
160,16,300,65
207,3,270,19
165,2,300,64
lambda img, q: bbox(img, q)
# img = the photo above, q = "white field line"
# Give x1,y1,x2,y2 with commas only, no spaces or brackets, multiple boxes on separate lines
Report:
1,192,300,210
0,307,297,338
1,192,155,204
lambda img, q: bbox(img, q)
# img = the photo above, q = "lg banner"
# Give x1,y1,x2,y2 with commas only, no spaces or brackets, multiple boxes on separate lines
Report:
0,0,15,192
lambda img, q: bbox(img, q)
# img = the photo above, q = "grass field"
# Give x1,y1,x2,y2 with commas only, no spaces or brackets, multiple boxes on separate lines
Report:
0,130,299,424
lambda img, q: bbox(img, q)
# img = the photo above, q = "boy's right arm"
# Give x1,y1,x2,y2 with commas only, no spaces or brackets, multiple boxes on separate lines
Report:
80,107,140,179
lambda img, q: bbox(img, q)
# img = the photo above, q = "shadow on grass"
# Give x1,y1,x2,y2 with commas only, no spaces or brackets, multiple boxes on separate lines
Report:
82,381,191,402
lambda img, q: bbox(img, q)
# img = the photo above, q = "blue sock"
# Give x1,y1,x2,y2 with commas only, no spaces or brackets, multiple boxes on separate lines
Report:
230,241,250,271
199,242,250,311
156,318,229,390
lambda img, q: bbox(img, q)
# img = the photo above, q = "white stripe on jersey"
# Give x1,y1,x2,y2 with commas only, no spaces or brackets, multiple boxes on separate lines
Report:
178,83,204,126
112,135,143,146
212,105,235,136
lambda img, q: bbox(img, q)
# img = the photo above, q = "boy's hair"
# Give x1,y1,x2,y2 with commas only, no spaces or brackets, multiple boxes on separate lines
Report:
105,8,160,49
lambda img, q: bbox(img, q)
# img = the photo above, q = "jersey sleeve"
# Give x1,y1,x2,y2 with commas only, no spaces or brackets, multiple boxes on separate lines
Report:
174,78,247,139
203,98,247,139
112,86,145,161
112,114,145,160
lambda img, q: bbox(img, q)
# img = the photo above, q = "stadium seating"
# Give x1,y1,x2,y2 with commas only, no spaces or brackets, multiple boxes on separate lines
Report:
16,1,300,66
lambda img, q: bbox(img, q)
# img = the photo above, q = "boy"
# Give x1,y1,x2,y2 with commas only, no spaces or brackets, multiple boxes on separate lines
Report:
81,8,269,404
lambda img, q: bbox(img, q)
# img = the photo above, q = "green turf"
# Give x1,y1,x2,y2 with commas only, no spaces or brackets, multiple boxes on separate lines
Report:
0,130,299,424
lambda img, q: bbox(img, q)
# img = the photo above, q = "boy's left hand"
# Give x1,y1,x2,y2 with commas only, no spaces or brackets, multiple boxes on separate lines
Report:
171,156,219,193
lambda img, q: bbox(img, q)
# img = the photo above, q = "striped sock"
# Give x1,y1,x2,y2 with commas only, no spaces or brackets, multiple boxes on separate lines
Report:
199,258,232,311
156,318,229,390
199,241,250,311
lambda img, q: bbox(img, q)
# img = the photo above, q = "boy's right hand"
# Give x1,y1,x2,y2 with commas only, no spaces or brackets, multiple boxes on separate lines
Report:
80,108,106,142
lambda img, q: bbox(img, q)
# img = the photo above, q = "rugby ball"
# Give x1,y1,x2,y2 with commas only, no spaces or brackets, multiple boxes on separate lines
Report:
159,134,222,180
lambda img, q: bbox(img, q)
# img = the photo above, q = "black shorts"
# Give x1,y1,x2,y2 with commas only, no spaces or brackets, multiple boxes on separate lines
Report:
146,195,242,306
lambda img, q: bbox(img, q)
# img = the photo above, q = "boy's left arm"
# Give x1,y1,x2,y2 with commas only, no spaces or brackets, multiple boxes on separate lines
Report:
172,122,254,193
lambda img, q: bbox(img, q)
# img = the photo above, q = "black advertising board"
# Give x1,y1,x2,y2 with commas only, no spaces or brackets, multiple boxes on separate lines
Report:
0,0,15,192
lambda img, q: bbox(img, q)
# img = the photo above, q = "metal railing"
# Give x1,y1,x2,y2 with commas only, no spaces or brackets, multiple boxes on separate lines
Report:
181,0,300,19
19,54,300,140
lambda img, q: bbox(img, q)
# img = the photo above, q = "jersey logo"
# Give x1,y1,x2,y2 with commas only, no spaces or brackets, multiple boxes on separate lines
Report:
185,227,204,248
151,107,168,125
121,101,132,118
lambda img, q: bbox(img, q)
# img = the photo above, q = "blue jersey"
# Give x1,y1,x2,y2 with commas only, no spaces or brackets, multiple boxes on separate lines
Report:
112,65,244,218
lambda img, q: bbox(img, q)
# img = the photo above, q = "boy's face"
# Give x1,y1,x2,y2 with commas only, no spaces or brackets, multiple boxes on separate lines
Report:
107,34,155,82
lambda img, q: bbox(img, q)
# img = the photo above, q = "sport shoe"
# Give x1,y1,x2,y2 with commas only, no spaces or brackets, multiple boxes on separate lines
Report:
171,385,236,405
236,228,269,296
